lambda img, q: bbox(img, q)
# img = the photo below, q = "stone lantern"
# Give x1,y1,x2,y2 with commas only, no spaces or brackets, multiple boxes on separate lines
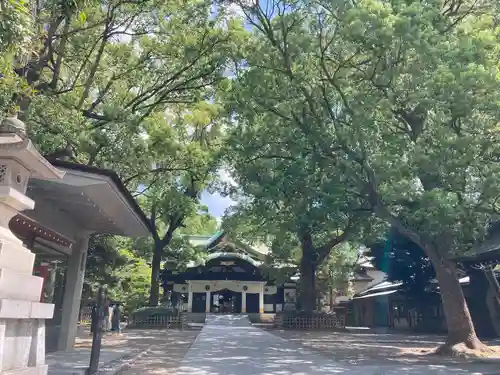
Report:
0,117,64,375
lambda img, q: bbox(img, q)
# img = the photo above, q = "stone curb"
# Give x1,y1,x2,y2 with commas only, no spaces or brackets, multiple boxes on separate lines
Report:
468,356,500,364
94,345,155,375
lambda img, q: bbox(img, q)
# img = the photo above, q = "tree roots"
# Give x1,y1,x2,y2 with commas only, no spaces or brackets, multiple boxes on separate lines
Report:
435,340,499,358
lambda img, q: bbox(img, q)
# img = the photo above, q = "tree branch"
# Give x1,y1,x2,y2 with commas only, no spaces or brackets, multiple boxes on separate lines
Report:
315,216,355,266
123,166,190,185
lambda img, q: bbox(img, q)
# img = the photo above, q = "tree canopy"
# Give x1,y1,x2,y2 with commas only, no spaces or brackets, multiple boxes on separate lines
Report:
4,0,500,352
225,0,500,350
84,235,151,315
1,0,246,307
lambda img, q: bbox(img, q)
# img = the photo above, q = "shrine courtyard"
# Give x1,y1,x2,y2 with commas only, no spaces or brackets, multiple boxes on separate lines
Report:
114,315,500,375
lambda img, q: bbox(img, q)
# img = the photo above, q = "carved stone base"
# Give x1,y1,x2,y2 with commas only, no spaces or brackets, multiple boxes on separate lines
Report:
0,319,49,374
2,364,48,375
0,236,53,375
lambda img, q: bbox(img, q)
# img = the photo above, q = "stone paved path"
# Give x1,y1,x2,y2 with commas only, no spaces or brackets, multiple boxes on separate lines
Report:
119,329,199,375
176,314,500,375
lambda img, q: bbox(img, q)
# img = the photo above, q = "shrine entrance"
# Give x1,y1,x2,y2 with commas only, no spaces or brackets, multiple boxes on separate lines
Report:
211,288,242,313
245,293,260,313
164,250,292,313
192,292,207,313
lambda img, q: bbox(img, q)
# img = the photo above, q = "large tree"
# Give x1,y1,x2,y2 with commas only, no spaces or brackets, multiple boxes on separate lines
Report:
0,0,34,116
133,101,230,305
370,229,500,338
3,0,245,306
228,0,500,352
221,134,370,310
12,0,243,172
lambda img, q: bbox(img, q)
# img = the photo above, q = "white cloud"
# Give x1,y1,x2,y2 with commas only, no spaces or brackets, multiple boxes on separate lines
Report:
218,168,238,187
200,190,235,218
225,3,246,19
214,0,257,27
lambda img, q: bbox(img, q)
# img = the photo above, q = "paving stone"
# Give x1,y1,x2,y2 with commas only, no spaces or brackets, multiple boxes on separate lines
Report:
175,314,500,375
118,329,199,375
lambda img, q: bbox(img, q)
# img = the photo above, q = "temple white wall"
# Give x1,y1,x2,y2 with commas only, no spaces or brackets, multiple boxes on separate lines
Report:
172,278,297,313
189,280,265,294
334,269,387,305
178,280,273,313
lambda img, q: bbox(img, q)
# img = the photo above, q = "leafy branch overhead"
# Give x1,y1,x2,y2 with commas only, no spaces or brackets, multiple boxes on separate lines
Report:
227,0,500,349
4,0,245,177
5,0,500,351
0,0,245,307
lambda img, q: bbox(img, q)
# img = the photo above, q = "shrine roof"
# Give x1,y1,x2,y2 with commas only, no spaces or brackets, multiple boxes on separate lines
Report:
184,231,269,261
453,234,500,263
22,161,151,247
164,251,279,283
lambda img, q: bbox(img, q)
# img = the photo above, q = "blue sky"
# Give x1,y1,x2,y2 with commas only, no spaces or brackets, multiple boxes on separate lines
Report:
200,190,234,220
201,169,237,221
137,181,235,221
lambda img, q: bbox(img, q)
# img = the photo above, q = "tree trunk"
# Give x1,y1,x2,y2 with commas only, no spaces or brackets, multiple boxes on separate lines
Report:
425,246,483,350
329,286,335,311
367,178,490,351
299,248,316,312
148,243,162,306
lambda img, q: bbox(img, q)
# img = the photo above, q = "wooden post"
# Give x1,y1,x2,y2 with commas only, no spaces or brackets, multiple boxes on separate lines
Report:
88,287,105,375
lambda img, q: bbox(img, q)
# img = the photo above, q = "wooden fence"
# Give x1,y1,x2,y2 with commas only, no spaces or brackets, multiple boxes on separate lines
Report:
274,313,346,330
127,313,185,329
79,306,92,324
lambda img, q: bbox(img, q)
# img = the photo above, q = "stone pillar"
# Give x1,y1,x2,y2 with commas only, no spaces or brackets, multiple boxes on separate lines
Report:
259,288,264,314
57,235,89,351
187,283,193,312
205,291,211,313
0,119,64,375
241,291,246,313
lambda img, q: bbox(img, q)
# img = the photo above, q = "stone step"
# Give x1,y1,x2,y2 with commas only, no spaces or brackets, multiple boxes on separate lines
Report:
47,368,86,375
0,242,36,274
181,313,206,324
0,268,44,301
0,298,54,319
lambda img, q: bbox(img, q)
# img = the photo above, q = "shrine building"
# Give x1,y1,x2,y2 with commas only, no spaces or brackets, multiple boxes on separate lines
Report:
161,231,298,314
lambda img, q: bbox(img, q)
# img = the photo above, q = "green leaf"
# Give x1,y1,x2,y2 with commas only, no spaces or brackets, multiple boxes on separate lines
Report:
78,11,87,25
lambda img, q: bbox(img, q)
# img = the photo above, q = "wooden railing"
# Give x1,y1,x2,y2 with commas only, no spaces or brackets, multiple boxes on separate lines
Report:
79,306,92,324
128,314,184,328
274,313,346,330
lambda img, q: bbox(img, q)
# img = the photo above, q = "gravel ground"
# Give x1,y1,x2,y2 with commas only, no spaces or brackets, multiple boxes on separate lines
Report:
118,329,199,375
174,315,500,375
270,330,500,367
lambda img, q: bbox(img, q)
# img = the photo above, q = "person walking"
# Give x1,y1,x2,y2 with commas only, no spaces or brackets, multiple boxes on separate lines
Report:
111,303,121,334
90,303,97,334
103,298,110,331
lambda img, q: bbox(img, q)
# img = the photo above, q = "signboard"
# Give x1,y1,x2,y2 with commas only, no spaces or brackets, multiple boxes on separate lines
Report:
33,265,49,302
284,288,296,311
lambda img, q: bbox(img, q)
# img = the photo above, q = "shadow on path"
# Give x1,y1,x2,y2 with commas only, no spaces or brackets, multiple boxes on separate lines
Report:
176,315,500,375
270,329,500,366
